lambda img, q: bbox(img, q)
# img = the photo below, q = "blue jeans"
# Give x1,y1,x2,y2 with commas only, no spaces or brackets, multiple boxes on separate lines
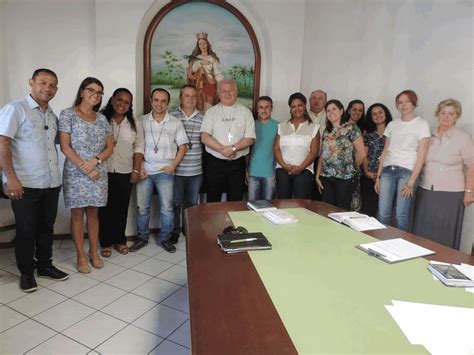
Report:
377,165,416,231
173,174,202,234
136,173,174,242
248,175,276,201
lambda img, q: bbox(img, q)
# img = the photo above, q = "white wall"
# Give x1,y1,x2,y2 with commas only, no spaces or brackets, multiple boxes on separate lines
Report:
301,0,473,253
0,0,472,253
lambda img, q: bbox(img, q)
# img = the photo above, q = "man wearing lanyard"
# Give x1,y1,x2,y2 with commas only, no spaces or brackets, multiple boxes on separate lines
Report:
201,80,255,202
168,85,203,244
0,68,69,292
130,88,188,253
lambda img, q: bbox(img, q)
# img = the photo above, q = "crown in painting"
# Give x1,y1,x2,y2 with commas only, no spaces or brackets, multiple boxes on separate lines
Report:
196,32,208,40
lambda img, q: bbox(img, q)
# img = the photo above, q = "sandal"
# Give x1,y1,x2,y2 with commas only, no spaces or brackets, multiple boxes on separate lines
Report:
114,244,129,255
100,247,112,258
88,253,104,269
77,257,91,274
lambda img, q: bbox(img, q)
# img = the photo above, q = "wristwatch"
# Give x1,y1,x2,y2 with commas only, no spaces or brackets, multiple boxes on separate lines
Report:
231,145,237,153
95,156,102,164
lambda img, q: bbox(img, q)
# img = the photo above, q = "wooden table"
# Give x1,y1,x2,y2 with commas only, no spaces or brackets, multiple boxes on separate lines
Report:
185,199,474,354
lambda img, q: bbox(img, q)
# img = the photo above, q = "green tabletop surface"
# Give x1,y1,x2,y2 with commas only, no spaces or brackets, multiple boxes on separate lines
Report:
229,208,474,354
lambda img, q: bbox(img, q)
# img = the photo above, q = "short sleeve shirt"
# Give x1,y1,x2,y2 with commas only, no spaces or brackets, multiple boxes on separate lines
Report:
320,123,361,179
200,103,255,160
0,95,61,188
363,131,385,173
383,117,430,170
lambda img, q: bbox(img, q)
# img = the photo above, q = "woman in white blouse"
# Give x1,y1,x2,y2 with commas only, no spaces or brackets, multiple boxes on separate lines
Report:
274,93,320,199
98,88,144,257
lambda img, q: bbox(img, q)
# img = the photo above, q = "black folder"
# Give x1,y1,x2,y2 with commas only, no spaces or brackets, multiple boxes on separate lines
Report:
217,232,272,254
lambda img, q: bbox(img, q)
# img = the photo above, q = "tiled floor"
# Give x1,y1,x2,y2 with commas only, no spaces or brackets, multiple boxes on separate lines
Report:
0,237,191,354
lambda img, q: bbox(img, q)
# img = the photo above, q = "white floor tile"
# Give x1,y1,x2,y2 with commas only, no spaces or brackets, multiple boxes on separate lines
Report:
63,311,126,349
0,319,56,354
105,269,152,292
56,256,80,274
132,304,188,338
161,287,189,314
84,261,126,282
157,265,187,286
154,250,186,264
131,277,181,302
150,339,191,355
52,248,78,262
26,333,91,354
0,247,14,255
52,239,62,250
0,280,26,304
96,325,162,355
168,320,191,349
8,287,67,317
101,293,157,323
2,263,20,276
60,238,89,251
107,252,149,268
176,239,187,252
178,259,187,267
0,268,18,286
46,273,98,297
73,283,126,310
0,305,28,332
132,258,174,277
35,271,60,287
33,299,95,332
0,252,16,268
133,242,163,257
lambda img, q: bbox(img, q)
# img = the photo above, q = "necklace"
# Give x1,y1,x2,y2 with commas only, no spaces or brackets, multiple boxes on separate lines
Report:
112,117,124,146
181,109,196,149
149,118,166,153
221,104,237,143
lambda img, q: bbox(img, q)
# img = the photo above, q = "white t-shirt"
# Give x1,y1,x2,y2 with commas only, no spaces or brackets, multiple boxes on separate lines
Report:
277,120,320,173
383,116,430,170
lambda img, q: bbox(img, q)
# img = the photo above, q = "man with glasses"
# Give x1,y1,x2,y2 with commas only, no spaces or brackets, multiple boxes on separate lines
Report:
200,80,255,202
0,68,69,292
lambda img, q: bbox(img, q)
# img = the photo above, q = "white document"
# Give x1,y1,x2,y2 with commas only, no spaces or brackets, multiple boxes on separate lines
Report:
261,209,298,225
358,238,435,263
327,211,386,231
385,300,474,354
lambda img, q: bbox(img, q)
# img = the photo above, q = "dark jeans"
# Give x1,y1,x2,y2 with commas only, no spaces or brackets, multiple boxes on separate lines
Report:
173,174,203,235
360,175,378,217
275,168,313,199
11,186,60,274
99,172,132,247
205,152,246,202
320,176,357,210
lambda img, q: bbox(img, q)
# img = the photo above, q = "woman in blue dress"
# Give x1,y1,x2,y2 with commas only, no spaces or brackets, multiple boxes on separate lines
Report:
59,77,113,273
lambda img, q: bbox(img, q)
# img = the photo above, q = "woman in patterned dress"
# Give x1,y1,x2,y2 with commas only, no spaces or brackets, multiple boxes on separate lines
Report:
315,99,366,210
59,77,113,273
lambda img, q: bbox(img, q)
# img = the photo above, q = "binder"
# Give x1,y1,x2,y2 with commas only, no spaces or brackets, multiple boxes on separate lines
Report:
217,232,272,254
357,238,435,263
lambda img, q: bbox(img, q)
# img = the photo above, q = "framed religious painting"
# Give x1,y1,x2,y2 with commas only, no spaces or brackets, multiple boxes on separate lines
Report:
144,0,261,114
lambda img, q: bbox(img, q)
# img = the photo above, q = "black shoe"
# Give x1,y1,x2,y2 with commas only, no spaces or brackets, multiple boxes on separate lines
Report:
129,239,148,252
20,273,38,293
37,265,69,281
169,232,180,245
161,240,176,253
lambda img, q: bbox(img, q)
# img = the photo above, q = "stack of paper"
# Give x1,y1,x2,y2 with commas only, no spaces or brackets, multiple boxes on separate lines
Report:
261,209,298,225
357,238,435,263
430,261,474,293
385,300,474,354
247,200,277,212
327,211,386,231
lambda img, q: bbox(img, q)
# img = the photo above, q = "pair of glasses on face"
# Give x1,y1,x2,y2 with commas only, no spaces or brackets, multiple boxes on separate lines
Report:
222,226,248,235
84,87,104,96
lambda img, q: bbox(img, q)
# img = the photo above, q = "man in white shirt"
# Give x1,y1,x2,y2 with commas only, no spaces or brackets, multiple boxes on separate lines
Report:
130,89,188,253
308,89,327,200
200,80,255,202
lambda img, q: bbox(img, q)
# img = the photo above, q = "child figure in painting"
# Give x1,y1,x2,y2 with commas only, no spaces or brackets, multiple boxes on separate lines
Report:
187,32,224,112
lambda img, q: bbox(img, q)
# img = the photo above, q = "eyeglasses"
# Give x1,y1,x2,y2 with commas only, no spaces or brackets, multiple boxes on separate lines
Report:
84,87,104,96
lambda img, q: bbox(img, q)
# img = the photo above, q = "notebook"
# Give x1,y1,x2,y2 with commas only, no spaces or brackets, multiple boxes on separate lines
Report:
357,238,435,263
217,232,272,254
247,200,277,212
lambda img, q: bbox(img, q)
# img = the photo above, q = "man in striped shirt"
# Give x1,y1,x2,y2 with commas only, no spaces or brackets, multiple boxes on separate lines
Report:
168,85,203,244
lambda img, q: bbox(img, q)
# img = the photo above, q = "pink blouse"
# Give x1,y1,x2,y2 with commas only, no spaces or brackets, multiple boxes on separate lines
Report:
420,126,474,192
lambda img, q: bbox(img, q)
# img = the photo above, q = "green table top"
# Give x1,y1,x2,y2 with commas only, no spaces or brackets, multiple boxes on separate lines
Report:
229,208,474,354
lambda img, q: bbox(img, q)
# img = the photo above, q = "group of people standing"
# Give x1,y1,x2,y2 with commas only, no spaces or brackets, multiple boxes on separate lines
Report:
0,67,472,294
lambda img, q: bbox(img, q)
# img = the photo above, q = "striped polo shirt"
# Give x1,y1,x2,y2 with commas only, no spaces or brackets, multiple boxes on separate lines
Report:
169,107,203,176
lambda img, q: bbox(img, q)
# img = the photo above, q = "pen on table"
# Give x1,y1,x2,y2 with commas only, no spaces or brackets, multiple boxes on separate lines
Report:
230,238,258,244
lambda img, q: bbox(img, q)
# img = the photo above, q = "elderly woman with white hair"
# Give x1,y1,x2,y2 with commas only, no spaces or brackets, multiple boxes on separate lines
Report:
412,98,474,249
